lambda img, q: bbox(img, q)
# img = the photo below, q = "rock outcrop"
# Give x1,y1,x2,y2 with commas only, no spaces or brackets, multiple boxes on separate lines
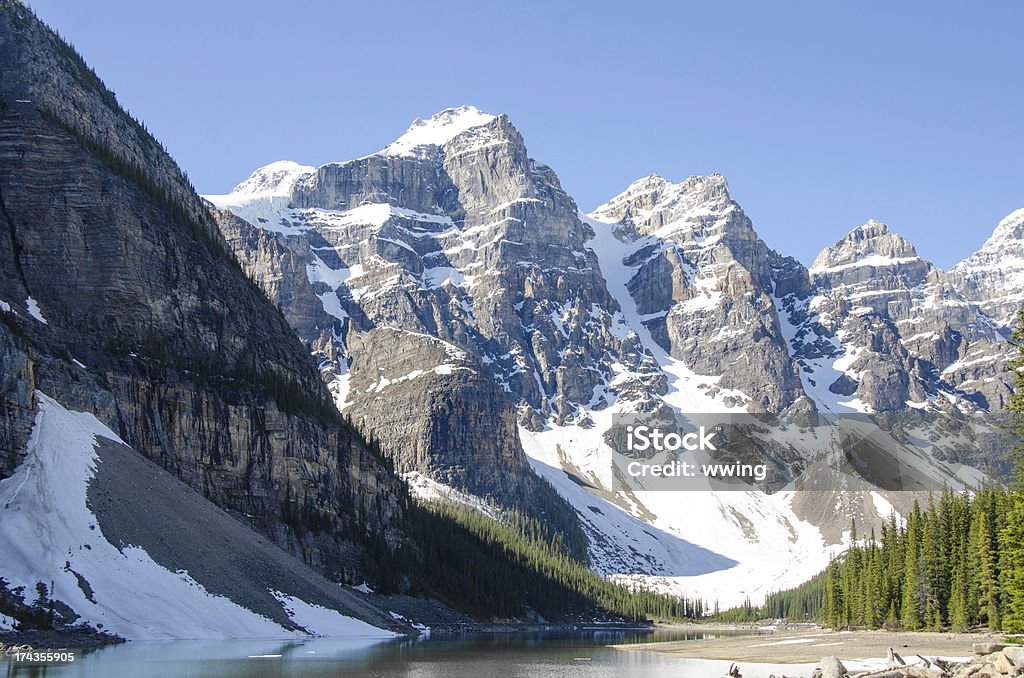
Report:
590,173,810,414
805,220,1006,413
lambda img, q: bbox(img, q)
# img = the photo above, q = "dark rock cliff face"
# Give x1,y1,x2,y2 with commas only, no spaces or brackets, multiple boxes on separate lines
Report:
0,0,404,584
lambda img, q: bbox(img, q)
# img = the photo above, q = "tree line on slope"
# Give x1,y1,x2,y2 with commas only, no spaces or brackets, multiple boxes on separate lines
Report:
395,500,708,621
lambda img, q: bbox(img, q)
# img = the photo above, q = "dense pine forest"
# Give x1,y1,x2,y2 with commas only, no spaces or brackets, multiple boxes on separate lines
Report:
394,500,706,621
820,486,1024,632
719,311,1024,634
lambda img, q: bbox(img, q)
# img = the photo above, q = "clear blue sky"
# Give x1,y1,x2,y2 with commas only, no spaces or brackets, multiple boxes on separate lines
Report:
27,1,1024,267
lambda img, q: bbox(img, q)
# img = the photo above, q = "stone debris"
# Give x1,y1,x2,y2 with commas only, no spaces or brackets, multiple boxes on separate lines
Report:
751,645,1024,678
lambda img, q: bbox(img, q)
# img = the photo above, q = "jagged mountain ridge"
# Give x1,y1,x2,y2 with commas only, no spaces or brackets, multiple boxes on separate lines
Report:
209,107,665,505
949,208,1024,332
588,172,813,416
208,105,1018,606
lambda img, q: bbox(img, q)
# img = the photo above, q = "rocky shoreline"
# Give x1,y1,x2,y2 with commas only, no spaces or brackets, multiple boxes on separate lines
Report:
0,628,124,655
773,642,1024,678
614,627,1024,678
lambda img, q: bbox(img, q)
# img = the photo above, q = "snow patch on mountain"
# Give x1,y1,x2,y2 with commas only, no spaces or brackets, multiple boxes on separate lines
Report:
403,471,501,520
25,297,46,324
229,160,316,198
518,418,838,608
0,393,395,640
377,105,496,158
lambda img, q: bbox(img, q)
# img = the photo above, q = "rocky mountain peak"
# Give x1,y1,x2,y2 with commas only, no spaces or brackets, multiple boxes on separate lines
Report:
975,207,1024,253
590,172,732,235
229,160,315,197
377,105,498,158
810,220,922,275
949,208,1024,332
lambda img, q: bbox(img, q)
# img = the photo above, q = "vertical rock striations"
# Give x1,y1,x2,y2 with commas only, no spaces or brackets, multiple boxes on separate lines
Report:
0,0,405,585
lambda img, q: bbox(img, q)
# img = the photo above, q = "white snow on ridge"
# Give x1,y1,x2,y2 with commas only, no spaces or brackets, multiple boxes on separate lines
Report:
203,160,313,235
204,193,299,234
378,106,496,157
227,160,315,198
809,254,920,276
0,393,394,640
365,364,474,394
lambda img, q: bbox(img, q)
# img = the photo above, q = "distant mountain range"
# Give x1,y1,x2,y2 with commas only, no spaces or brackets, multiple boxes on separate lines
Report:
205,104,1020,605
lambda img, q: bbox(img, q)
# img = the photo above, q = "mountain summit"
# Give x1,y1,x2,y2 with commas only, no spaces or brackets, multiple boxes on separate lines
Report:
378,105,497,157
950,208,1024,330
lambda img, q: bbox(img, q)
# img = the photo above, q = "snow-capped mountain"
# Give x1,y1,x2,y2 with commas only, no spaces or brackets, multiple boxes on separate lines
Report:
950,208,1024,332
206,106,1019,607
208,106,664,507
799,219,1007,413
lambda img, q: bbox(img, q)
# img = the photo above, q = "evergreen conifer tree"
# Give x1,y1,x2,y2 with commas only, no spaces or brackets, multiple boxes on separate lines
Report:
1000,309,1024,633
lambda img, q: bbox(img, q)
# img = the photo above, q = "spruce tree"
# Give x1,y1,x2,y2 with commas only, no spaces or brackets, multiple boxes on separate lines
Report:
865,530,882,628
948,493,972,631
823,560,843,628
920,496,948,629
975,506,1001,630
902,501,923,630
1000,308,1024,633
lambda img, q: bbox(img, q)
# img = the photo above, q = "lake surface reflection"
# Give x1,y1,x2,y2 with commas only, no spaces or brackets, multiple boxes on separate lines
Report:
3,627,808,678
